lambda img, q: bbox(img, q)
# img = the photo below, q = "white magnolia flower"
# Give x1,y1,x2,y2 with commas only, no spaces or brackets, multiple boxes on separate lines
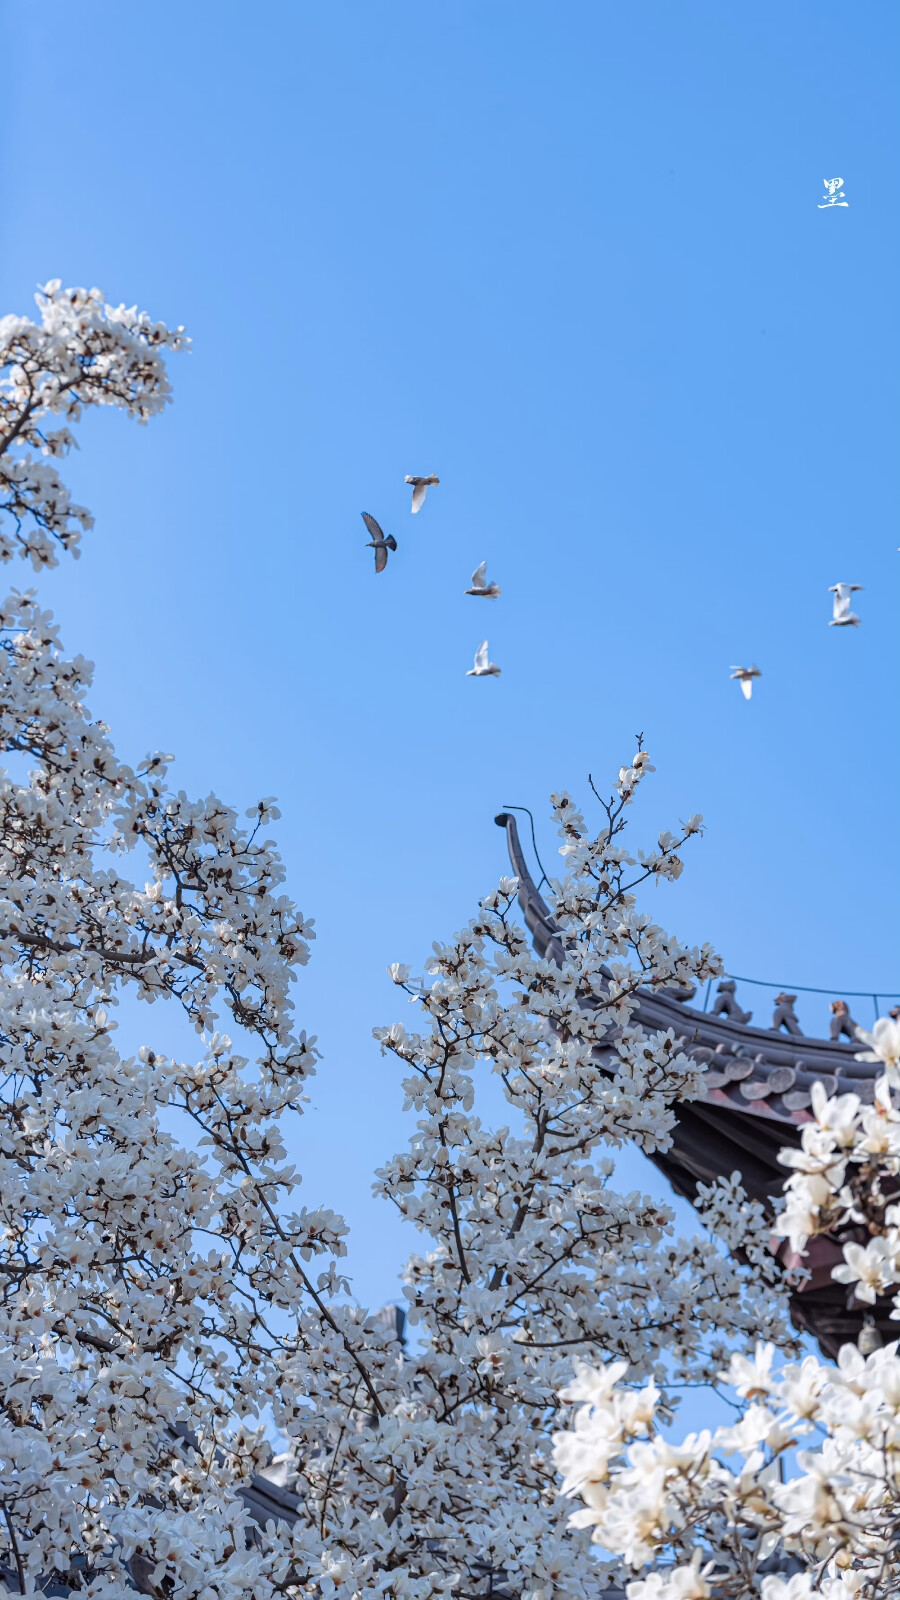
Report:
725,1342,777,1400
760,1577,815,1600
832,1236,900,1303
855,1016,900,1074
810,1081,861,1145
628,1552,712,1599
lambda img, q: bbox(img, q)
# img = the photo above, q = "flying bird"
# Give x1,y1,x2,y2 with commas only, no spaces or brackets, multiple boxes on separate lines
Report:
405,474,440,514
465,561,501,599
730,665,761,700
467,640,501,678
362,512,397,573
829,582,862,626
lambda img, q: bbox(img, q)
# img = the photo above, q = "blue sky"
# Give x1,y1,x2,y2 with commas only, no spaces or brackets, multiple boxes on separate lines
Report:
1,1,898,1311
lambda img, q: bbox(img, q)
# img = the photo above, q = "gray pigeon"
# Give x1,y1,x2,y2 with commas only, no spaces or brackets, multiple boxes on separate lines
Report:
362,512,397,573
405,474,439,514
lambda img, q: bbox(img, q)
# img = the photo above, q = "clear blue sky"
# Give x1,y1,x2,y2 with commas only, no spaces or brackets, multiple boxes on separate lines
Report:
2,2,898,1310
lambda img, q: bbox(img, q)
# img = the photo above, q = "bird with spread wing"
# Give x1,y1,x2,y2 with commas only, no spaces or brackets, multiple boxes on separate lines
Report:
465,561,501,599
467,640,501,677
730,664,761,700
361,512,397,573
404,474,440,514
829,582,862,627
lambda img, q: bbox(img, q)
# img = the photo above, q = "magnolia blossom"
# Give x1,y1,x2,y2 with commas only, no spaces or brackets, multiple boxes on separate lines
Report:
832,1236,900,1303
555,1061,900,1599
855,1016,900,1078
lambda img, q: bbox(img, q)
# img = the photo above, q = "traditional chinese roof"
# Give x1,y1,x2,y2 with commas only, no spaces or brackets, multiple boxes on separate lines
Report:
495,811,894,1360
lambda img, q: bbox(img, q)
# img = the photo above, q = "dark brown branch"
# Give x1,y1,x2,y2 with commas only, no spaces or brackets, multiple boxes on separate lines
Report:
2,1504,25,1595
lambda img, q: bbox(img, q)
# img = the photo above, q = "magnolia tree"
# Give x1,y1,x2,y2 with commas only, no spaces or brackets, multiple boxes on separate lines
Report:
1,283,804,1600
554,1025,900,1600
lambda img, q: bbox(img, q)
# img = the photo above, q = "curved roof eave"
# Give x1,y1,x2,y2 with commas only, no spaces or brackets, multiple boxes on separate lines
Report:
495,810,891,1359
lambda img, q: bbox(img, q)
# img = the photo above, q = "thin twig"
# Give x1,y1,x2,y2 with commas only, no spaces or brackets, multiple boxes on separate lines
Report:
319,1379,360,1538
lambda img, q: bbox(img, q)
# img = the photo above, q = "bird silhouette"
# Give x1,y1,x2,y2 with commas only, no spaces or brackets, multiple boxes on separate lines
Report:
829,583,862,626
404,474,439,513
730,664,761,700
362,512,397,573
467,640,501,677
465,561,501,599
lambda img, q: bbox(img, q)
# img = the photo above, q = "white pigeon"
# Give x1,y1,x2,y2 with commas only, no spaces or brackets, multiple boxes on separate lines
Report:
405,474,439,513
730,665,761,700
467,640,501,678
829,582,862,626
465,561,501,599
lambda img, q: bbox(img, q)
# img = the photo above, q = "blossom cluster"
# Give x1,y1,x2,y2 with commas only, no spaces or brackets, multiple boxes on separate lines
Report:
339,759,799,1600
0,579,337,1596
776,1022,900,1285
554,1045,900,1600
0,279,187,567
